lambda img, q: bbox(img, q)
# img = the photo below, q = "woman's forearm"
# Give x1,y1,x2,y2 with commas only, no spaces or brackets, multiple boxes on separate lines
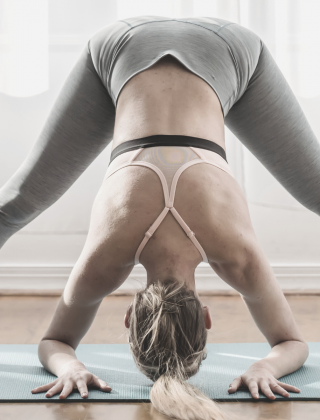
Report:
252,340,309,379
38,339,85,377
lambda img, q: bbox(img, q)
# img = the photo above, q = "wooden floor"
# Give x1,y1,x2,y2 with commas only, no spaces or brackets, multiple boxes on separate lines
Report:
0,294,319,419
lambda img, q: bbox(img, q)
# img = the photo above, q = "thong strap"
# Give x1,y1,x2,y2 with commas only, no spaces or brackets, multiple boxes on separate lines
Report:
110,134,227,164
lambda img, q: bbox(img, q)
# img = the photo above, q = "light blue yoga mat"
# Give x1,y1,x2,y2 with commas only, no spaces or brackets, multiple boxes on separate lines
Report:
0,343,319,402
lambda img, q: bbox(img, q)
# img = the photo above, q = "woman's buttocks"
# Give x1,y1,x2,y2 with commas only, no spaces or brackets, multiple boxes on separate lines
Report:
112,54,225,151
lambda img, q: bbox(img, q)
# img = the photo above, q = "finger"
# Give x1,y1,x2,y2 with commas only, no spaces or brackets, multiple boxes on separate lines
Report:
270,383,290,398
31,380,58,394
59,381,74,400
228,377,242,394
277,381,301,393
76,380,89,398
91,376,112,392
45,383,64,398
260,381,276,400
247,381,260,399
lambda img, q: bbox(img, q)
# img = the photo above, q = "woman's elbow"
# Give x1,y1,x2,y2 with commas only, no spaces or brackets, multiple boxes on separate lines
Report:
300,340,309,362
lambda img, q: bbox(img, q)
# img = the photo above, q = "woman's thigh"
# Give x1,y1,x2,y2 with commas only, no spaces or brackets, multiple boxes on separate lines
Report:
0,44,115,249
225,41,320,216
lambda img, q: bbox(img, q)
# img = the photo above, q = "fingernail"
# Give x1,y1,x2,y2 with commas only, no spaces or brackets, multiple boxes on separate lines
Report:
253,393,259,398
82,393,87,397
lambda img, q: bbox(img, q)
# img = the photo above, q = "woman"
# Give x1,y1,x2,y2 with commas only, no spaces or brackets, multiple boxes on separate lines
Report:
1,15,316,420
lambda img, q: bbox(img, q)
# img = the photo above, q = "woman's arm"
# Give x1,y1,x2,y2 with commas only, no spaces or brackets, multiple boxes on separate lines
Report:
39,335,84,376
32,290,109,399
212,236,309,399
37,290,103,374
239,284,309,379
238,259,309,374
251,339,309,379
33,339,112,399
33,150,153,398
228,339,308,399
32,246,133,398
228,277,309,399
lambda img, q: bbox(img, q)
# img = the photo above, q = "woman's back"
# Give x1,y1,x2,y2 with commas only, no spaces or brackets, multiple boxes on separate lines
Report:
82,43,257,279
112,54,225,150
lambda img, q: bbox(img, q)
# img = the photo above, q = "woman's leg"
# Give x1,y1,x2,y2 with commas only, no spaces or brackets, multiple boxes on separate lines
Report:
0,43,115,249
225,41,320,216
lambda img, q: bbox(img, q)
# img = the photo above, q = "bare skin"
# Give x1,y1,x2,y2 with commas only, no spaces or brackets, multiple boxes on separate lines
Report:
32,55,308,401
112,55,225,149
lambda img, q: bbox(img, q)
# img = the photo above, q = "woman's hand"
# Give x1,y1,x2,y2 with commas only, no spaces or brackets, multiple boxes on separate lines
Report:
31,361,111,399
228,364,301,400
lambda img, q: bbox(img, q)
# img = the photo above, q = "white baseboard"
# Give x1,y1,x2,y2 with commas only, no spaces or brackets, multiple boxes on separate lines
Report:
0,263,319,296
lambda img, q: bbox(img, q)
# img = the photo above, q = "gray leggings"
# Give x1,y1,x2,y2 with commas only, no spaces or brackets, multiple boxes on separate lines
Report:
0,37,320,249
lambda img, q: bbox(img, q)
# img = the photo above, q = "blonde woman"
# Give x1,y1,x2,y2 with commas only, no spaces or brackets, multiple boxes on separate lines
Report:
1,16,316,420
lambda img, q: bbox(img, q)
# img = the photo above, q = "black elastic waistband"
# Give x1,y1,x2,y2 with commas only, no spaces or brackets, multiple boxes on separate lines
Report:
110,134,227,164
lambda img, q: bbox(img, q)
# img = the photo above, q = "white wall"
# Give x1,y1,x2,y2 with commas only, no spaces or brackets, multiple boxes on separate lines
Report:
0,0,319,291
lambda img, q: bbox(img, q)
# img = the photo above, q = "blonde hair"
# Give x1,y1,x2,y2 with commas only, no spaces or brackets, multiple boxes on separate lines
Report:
128,278,226,420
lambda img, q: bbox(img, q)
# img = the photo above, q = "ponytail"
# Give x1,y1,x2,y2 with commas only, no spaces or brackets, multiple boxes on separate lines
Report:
151,372,225,420
128,279,232,420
